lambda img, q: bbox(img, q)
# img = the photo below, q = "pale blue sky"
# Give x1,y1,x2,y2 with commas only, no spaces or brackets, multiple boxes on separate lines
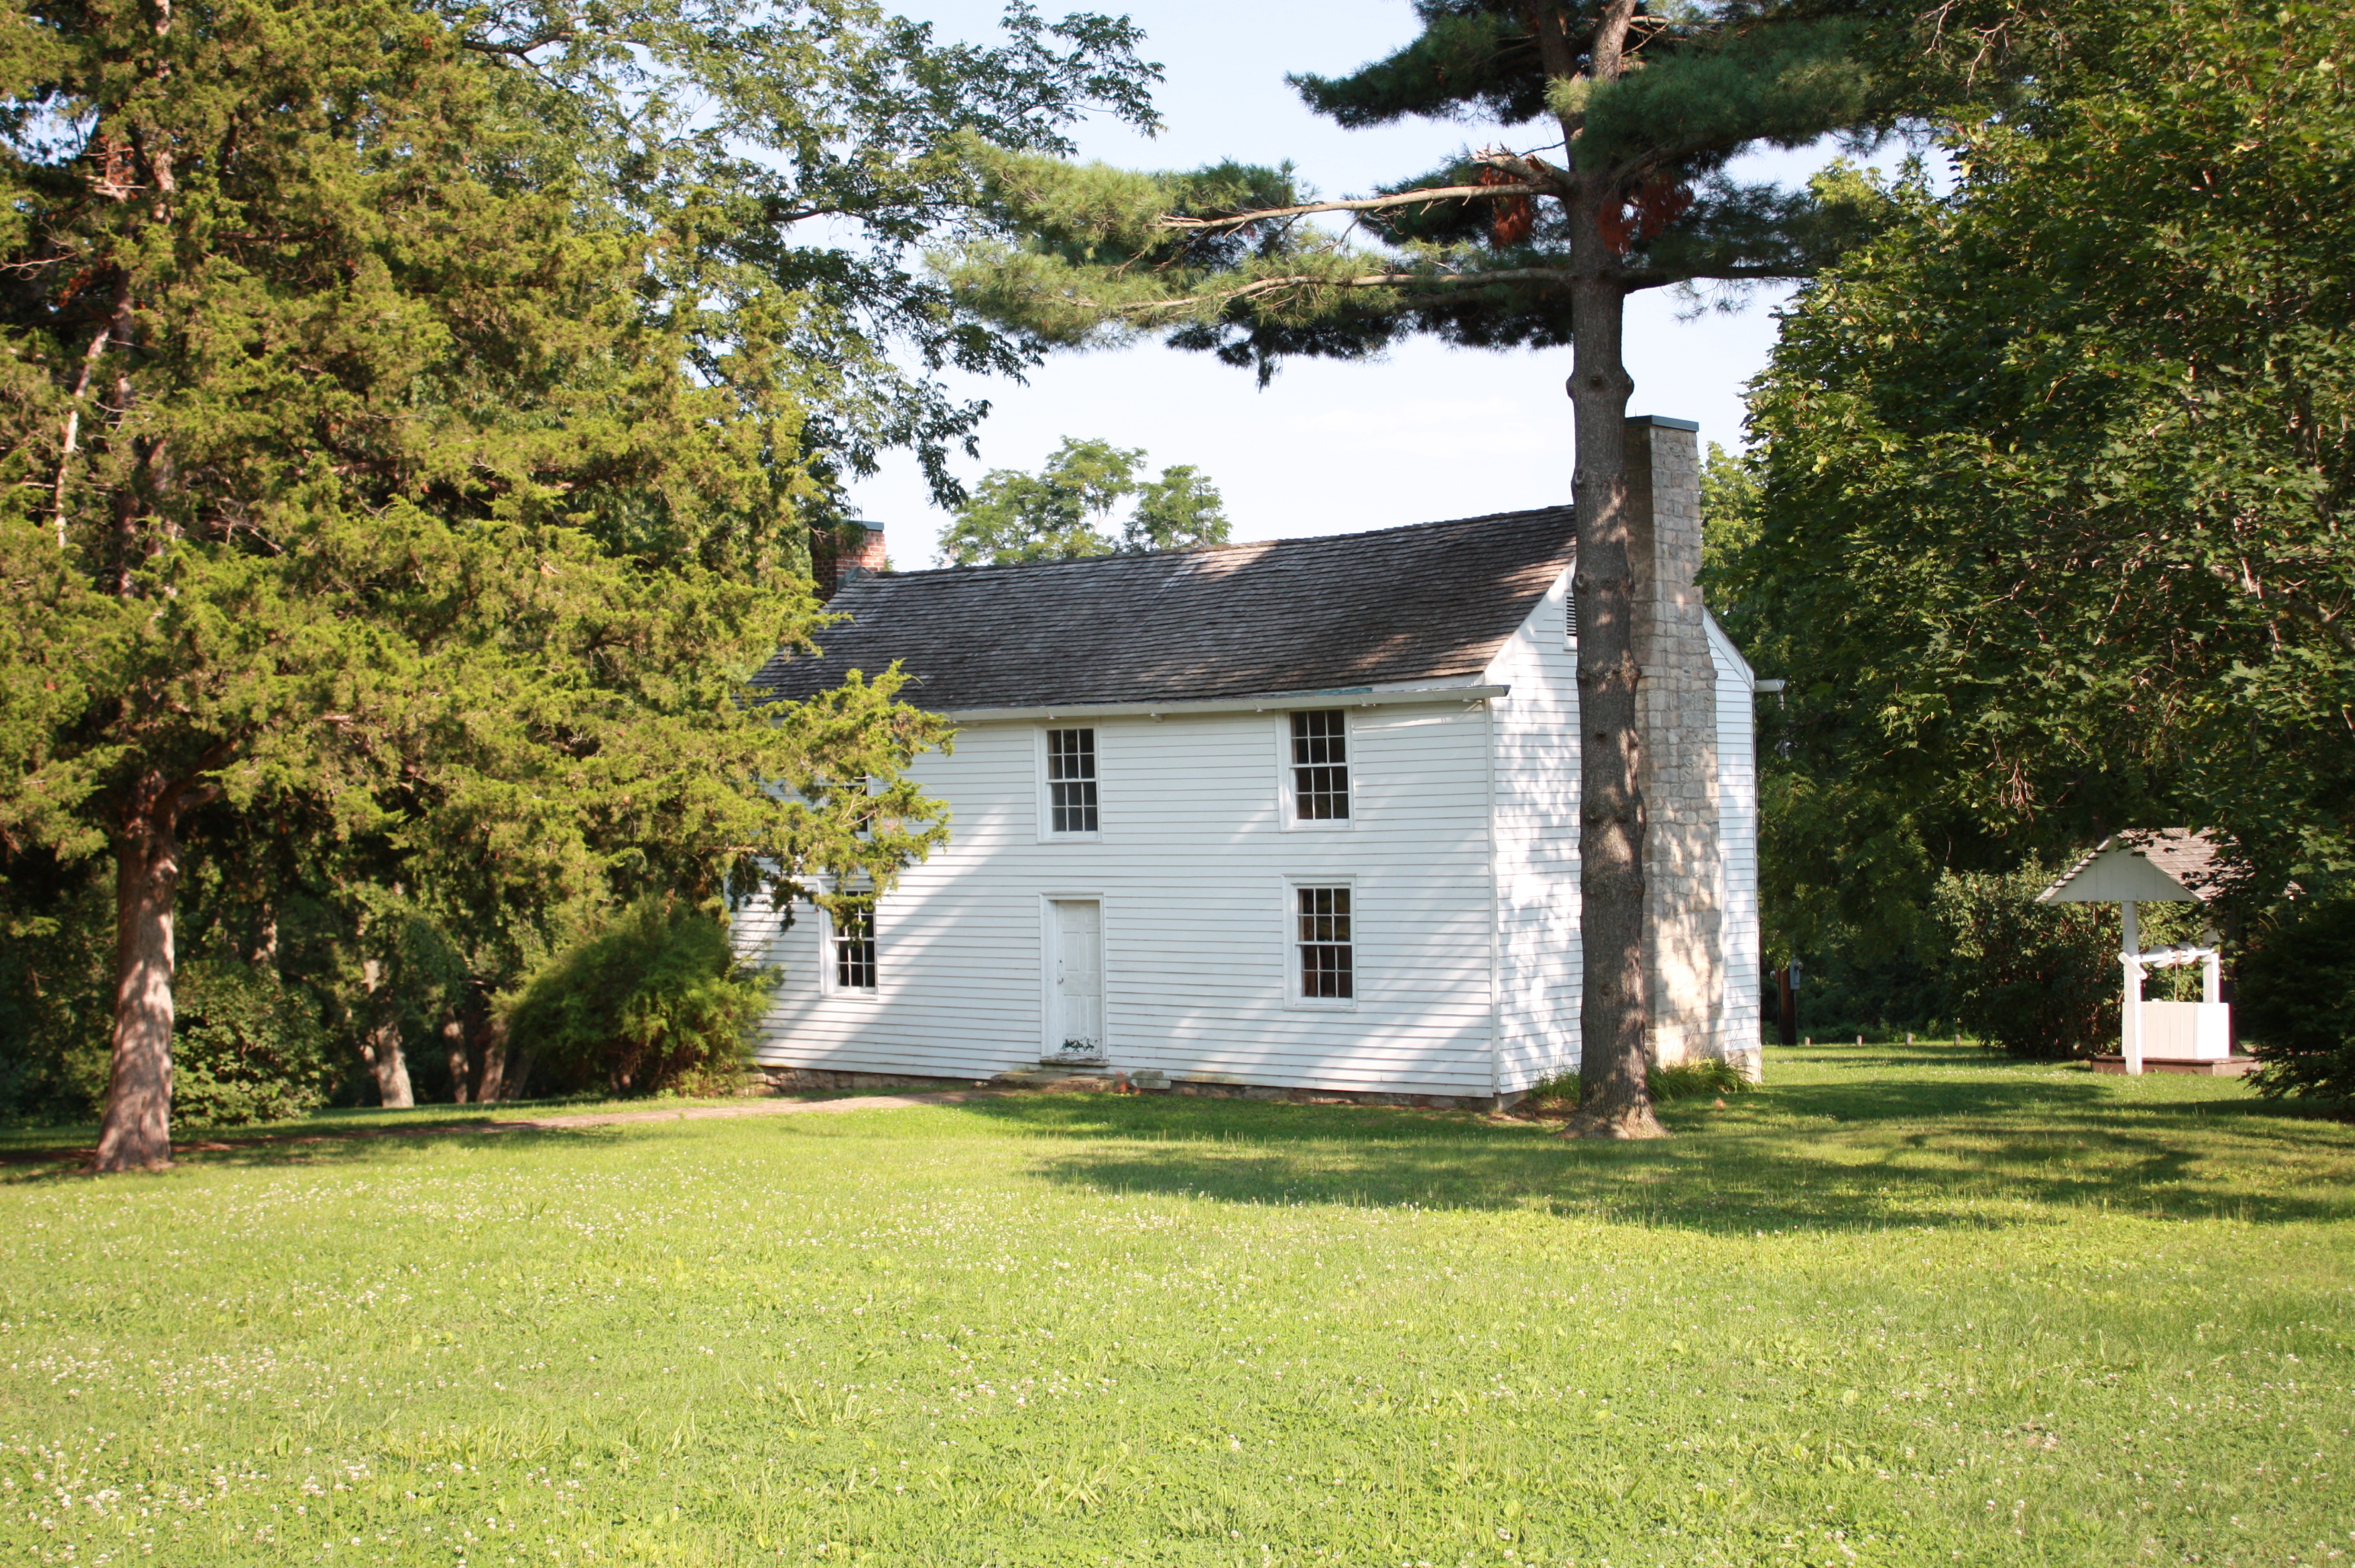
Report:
856,2,1827,566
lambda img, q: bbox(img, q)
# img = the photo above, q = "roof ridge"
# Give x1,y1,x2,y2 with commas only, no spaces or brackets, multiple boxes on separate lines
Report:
859,503,1575,585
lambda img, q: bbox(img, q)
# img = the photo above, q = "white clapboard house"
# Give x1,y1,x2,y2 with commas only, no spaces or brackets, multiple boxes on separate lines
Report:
737,416,1760,1106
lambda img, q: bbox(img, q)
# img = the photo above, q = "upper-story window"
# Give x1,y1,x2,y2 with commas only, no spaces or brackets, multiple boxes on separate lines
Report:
1046,728,1100,834
1290,710,1350,821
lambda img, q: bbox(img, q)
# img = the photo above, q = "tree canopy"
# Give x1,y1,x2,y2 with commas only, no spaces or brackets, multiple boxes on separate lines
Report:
0,0,1180,1165
1737,0,2355,936
937,436,1229,565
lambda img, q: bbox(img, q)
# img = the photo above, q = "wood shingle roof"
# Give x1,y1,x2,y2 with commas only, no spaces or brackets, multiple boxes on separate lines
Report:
753,506,1576,712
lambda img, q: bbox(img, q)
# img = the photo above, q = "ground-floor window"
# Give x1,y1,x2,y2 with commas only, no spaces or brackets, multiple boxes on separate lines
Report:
832,905,877,992
1296,885,1354,999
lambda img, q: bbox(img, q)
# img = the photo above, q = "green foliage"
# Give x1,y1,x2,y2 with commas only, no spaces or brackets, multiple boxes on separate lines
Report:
169,961,333,1128
1647,1057,1754,1101
1698,441,1762,631
940,3,1910,381
1739,0,2355,885
1521,1072,1582,1110
2239,898,2355,1103
504,901,778,1097
0,856,114,1122
937,436,1229,566
1930,864,2119,1059
0,0,974,1132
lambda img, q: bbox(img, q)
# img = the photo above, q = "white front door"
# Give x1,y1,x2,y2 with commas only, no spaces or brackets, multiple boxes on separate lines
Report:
1049,899,1104,1060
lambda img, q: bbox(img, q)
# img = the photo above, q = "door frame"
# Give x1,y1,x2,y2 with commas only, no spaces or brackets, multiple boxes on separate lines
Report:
1038,892,1109,1062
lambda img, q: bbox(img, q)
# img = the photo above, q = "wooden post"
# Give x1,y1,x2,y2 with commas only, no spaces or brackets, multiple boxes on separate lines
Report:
2120,899,2143,1076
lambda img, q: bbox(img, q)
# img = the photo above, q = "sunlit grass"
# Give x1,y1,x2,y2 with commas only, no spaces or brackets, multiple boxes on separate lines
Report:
2,1043,2350,1566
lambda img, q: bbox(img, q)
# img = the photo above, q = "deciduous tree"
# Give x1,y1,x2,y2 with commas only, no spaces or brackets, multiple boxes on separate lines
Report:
938,435,1229,564
1737,0,2355,914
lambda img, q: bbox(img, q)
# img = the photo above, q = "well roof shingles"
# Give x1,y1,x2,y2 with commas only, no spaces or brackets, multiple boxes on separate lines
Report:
753,506,1576,712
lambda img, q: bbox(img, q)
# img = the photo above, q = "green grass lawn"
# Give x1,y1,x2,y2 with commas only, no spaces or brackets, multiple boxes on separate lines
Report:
2,1043,2350,1567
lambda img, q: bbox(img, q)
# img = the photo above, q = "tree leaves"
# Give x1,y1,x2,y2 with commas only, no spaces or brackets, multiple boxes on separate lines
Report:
937,436,1229,566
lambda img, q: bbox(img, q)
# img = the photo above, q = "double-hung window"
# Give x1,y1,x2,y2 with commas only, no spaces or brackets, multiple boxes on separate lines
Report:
830,904,876,994
1045,728,1100,835
1290,710,1350,822
1295,885,1354,1001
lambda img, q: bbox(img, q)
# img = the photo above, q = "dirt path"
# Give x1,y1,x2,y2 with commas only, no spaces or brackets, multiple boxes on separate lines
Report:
2,1089,1002,1168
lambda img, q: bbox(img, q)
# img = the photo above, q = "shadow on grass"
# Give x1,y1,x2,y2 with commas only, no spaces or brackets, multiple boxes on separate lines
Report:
946,1068,2355,1232
0,1115,680,1183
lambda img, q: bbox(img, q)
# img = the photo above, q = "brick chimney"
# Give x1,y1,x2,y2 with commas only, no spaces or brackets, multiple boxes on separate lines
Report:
813,521,886,600
1623,414,1727,1071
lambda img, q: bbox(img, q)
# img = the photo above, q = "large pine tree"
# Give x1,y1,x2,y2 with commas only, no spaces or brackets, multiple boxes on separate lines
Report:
945,1,1906,1133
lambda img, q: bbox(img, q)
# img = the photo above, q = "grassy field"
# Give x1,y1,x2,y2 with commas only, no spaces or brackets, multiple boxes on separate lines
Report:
2,1043,2350,1567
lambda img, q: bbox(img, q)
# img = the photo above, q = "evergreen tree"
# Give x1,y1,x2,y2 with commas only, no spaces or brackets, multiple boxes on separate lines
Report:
939,436,1229,564
0,0,956,1170
940,1,1905,1133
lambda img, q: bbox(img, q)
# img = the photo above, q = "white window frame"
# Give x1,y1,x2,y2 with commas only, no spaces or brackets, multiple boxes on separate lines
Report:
1036,725,1104,843
1283,876,1358,1011
1275,709,1354,831
816,897,880,1000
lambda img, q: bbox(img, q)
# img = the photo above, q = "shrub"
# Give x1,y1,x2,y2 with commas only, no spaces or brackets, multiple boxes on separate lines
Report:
1518,1059,1753,1112
0,863,114,1123
171,960,334,1126
1648,1058,1753,1101
2237,898,2355,1104
1932,863,2119,1059
1521,1072,1581,1110
504,901,777,1097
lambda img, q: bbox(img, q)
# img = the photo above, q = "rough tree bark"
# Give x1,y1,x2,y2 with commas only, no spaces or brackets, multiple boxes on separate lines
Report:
358,956,415,1108
1547,0,1666,1138
92,773,214,1171
442,1008,471,1104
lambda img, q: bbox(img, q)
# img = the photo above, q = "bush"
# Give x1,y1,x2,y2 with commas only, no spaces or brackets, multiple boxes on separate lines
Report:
0,863,114,1123
1932,863,2119,1059
1648,1058,1753,1101
171,960,334,1127
1517,1058,1753,1113
504,901,777,1097
2238,898,2355,1103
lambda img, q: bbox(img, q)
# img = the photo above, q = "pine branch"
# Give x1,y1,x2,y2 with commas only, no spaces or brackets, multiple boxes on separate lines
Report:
1110,266,1576,317
1158,183,1549,233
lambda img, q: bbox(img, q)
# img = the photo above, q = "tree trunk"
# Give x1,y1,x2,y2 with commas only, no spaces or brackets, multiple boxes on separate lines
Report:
92,776,184,1172
442,1007,470,1104
1564,265,1663,1138
358,956,414,1108
1552,0,1663,1138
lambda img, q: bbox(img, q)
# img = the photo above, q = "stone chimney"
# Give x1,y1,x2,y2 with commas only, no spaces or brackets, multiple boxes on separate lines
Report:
814,520,887,600
1623,415,1726,1068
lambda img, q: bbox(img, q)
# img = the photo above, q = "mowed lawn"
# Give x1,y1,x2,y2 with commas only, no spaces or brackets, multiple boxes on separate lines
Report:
2,1046,2350,1567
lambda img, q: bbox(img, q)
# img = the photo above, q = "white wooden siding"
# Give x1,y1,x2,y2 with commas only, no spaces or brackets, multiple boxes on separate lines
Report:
735,699,1499,1097
1708,612,1762,1055
1483,567,1584,1093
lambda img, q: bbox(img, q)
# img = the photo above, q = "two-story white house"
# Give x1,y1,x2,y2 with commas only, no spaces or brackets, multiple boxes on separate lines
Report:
737,416,1760,1107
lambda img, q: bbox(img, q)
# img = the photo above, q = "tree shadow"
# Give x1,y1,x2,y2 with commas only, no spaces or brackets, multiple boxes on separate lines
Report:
0,1119,644,1182
949,1075,2355,1232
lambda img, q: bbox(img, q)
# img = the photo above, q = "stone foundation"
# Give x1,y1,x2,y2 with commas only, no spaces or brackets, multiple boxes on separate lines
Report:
751,1062,1508,1111
750,1065,988,1094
